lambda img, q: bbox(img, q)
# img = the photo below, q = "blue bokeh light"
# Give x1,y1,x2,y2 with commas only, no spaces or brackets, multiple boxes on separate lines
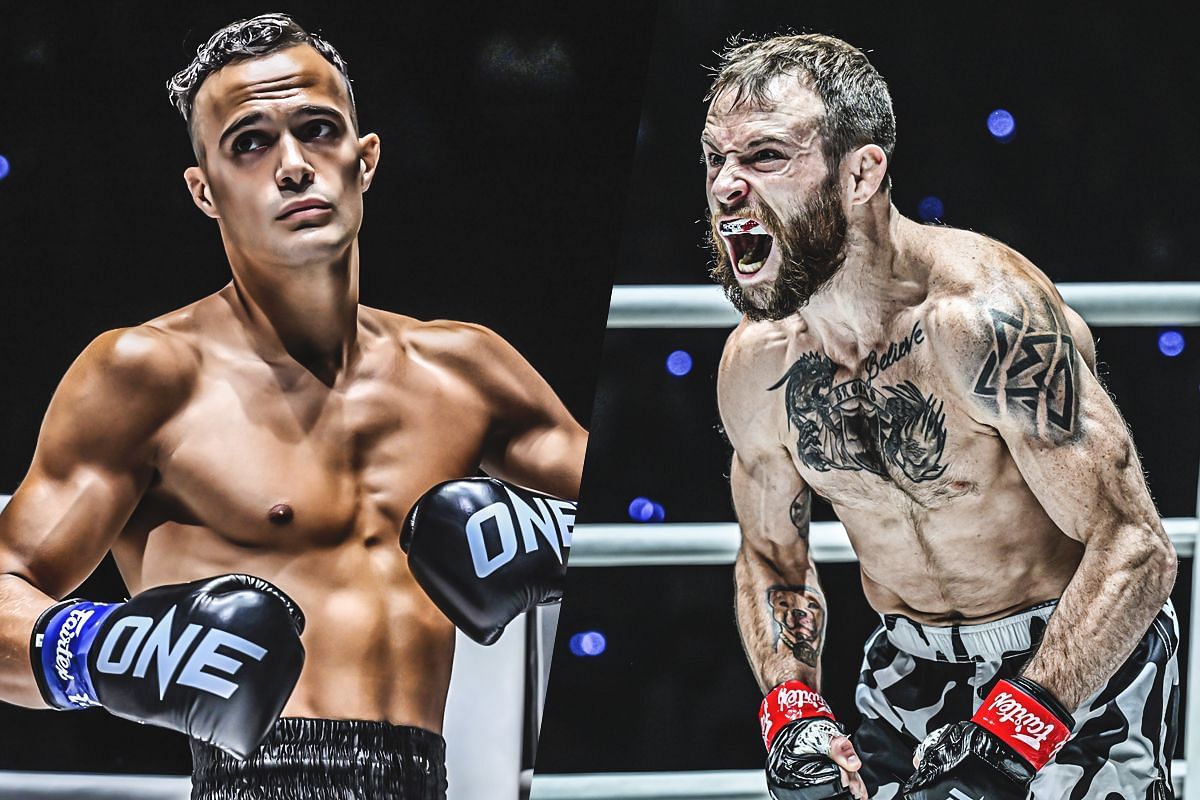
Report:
628,497,654,522
987,109,1016,141
569,631,607,657
628,497,666,522
918,195,944,222
1158,330,1185,357
666,349,693,376
0,155,10,181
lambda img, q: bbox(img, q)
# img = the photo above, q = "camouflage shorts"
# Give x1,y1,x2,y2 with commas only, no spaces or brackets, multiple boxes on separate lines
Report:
853,600,1179,799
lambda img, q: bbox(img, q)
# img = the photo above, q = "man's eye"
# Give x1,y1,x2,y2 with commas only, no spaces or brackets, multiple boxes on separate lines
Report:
232,133,269,154
754,150,784,162
301,120,337,140
705,152,725,168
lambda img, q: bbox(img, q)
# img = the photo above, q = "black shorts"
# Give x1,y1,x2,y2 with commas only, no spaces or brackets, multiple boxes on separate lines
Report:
854,601,1180,799
190,717,448,800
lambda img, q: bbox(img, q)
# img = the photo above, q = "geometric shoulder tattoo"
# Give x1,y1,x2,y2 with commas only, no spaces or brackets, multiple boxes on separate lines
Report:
766,584,825,667
971,303,1077,436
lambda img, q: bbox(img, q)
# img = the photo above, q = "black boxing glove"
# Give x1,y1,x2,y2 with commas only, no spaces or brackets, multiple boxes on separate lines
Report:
904,676,1074,800
760,681,855,800
31,573,305,759
400,477,574,645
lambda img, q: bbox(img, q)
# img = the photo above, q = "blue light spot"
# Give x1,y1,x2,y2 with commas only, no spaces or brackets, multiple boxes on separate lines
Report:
1158,330,1185,357
918,195,944,222
0,155,9,181
666,349,693,376
628,497,654,522
987,109,1016,142
569,631,607,657
649,502,666,522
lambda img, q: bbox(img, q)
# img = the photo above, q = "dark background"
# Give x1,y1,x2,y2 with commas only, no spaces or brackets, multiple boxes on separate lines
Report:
0,1,654,773
537,0,1200,775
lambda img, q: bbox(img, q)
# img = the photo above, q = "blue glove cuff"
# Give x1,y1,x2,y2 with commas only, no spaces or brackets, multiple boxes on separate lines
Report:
33,600,119,710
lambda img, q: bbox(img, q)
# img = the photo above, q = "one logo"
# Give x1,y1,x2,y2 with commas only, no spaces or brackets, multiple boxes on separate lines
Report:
947,789,983,800
986,691,1057,750
464,489,575,578
93,606,268,700
54,607,96,683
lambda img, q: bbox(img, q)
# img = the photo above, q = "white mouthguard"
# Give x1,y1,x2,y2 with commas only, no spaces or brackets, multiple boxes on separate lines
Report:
719,219,769,236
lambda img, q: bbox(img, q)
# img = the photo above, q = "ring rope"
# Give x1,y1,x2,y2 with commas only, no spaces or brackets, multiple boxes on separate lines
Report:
606,282,1200,328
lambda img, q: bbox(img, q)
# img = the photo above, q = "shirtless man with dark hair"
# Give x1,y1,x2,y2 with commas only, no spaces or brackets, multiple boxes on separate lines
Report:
0,14,584,799
705,33,1177,799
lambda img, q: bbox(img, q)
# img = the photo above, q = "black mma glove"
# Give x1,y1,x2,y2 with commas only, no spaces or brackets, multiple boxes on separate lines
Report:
905,676,1074,800
760,681,855,799
400,477,574,645
31,573,305,759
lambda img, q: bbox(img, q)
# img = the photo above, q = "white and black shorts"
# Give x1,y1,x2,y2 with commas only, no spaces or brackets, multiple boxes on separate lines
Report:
854,600,1180,799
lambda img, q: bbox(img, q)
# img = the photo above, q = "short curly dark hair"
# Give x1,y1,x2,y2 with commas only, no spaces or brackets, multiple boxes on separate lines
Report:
167,13,357,137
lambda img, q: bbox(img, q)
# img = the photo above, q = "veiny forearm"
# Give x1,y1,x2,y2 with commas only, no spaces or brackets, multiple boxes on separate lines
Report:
1022,524,1176,710
735,544,827,694
0,572,57,708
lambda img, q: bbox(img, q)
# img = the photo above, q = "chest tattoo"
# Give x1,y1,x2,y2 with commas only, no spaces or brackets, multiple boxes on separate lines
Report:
769,328,949,483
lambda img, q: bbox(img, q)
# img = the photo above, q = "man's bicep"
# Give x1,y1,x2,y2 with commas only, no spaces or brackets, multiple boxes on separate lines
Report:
0,329,186,596
484,419,585,501
997,364,1163,546
731,445,812,556
942,289,1158,543
0,462,144,597
472,330,585,500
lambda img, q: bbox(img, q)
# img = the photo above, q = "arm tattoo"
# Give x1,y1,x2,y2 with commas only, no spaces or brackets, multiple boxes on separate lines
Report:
789,490,811,539
972,301,1078,437
767,584,826,667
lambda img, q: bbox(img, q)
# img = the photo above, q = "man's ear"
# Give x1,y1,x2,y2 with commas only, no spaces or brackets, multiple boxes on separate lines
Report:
184,166,219,219
846,144,887,206
358,133,381,193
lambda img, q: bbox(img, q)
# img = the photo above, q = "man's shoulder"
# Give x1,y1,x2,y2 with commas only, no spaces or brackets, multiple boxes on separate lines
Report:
920,225,1060,307
364,308,514,371
919,227,1066,343
720,318,801,391
915,227,1080,406
79,322,200,394
49,322,200,445
717,319,799,447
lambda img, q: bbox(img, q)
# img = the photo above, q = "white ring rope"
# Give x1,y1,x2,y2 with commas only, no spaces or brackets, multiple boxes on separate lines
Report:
0,771,189,798
607,282,1200,328
570,518,1200,567
0,763,1183,800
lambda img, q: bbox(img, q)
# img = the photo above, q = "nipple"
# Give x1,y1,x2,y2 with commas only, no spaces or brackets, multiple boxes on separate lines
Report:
268,503,294,525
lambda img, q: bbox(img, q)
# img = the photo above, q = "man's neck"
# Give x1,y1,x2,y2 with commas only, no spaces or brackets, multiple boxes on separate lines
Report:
224,243,361,386
802,200,925,344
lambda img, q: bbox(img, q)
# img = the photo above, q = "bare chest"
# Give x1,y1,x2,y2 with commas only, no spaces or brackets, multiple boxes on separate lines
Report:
144,363,489,547
771,322,1000,510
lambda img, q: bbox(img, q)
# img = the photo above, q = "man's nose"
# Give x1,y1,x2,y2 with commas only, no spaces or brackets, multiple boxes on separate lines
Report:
276,133,314,189
711,161,748,207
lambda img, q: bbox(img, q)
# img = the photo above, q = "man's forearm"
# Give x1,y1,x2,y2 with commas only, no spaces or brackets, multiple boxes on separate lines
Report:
1021,525,1176,710
734,548,827,693
0,572,56,708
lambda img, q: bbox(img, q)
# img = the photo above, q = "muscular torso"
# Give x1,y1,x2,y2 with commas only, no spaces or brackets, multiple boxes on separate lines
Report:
728,227,1091,625
110,294,496,729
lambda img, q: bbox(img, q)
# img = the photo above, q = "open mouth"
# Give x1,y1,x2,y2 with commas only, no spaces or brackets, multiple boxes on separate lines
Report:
719,218,774,275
